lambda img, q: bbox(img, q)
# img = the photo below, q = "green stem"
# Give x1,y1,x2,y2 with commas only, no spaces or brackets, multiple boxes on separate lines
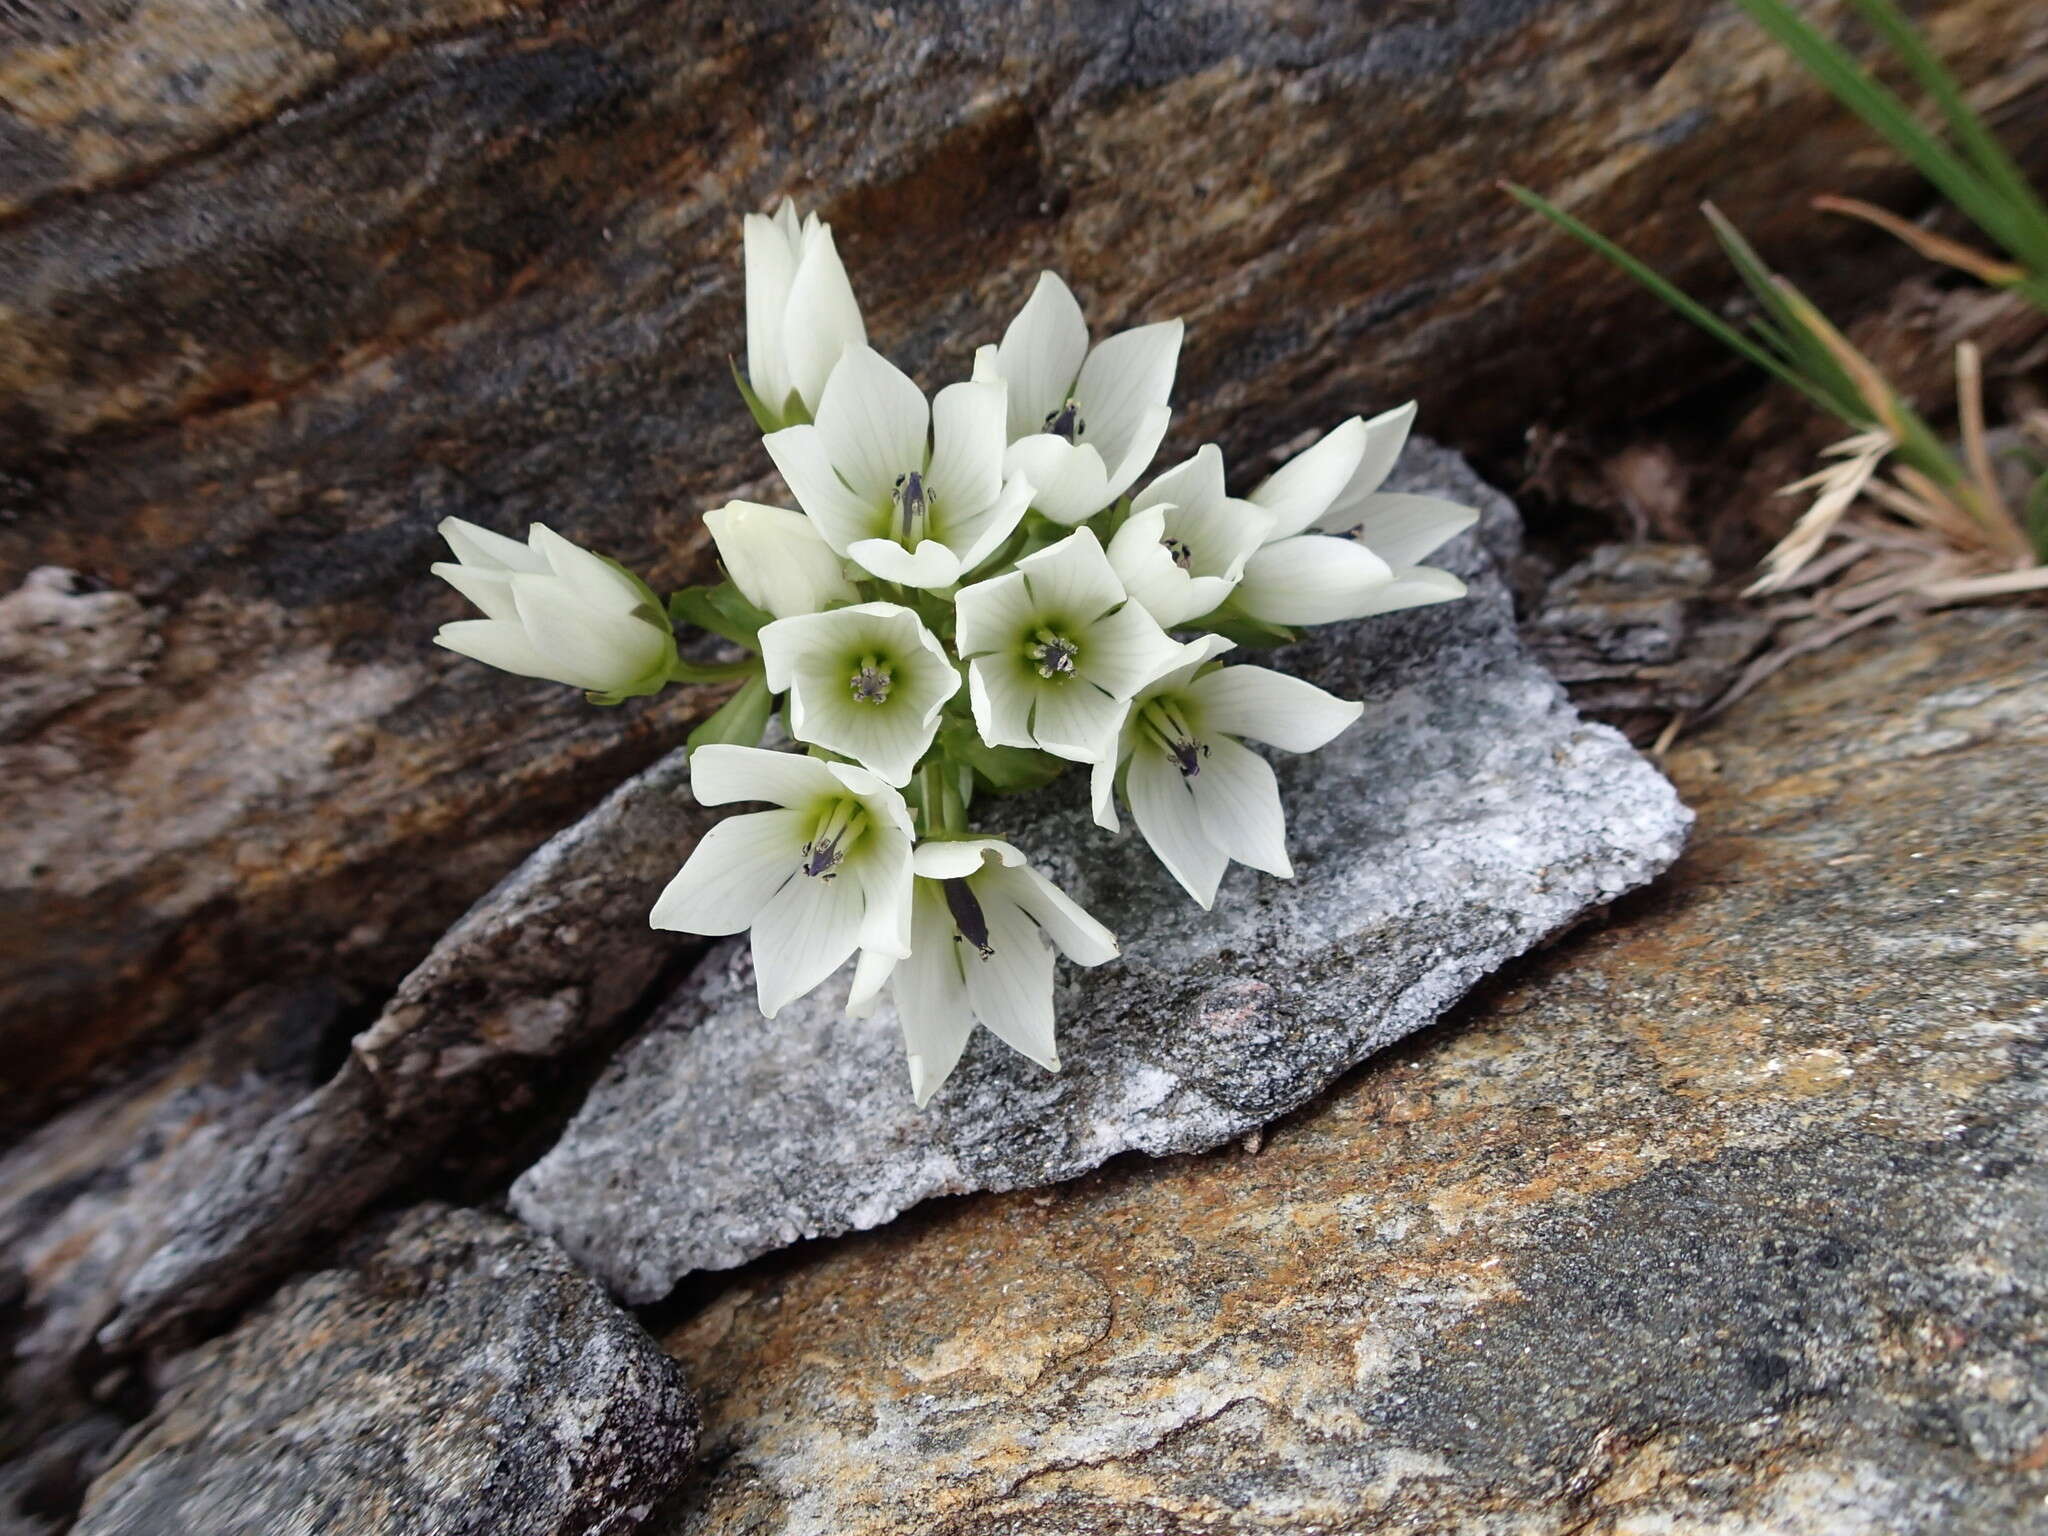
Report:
667,654,760,685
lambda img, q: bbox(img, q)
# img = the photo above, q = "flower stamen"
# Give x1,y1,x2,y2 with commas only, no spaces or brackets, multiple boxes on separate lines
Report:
1138,696,1206,779
1025,628,1081,680
891,470,933,546
1043,398,1085,443
1162,536,1195,571
850,654,894,706
801,798,869,879
943,877,995,958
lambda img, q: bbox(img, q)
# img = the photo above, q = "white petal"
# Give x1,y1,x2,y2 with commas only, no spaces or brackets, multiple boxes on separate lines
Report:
826,762,915,838
687,743,840,809
1189,665,1363,753
1104,505,1185,625
1321,400,1417,523
1343,564,1468,617
970,343,1001,386
1334,493,1480,564
434,619,570,687
649,807,806,935
926,379,1006,515
1076,600,1180,700
963,890,1059,1071
763,425,883,553
1166,494,1273,583
894,881,974,1106
994,271,1089,440
1187,734,1290,878
432,561,520,623
1098,404,1173,507
1005,434,1111,526
439,517,547,574
967,656,1040,750
913,838,1021,880
1250,418,1367,541
1125,747,1229,909
945,474,1035,578
1234,536,1397,626
845,536,963,591
707,500,858,620
743,210,799,410
1075,319,1182,465
980,863,1119,967
953,568,1037,658
1135,444,1224,517
508,577,665,692
846,945,897,1019
1089,750,1121,833
1135,632,1233,701
786,682,938,787
814,346,929,505
750,865,866,1018
529,523,643,612
1017,527,1125,626
854,836,914,958
1027,679,1124,763
783,224,866,413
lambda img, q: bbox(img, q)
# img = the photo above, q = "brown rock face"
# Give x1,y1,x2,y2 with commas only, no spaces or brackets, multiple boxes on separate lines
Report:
4,1,2043,1122
660,607,2048,1534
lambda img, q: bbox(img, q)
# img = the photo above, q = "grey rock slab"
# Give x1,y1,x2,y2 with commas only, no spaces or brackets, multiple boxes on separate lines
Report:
72,1205,697,1536
512,440,1693,1303
100,748,712,1355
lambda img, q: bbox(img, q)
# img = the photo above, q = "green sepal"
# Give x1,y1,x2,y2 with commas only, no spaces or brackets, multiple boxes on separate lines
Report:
667,582,775,648
938,720,1067,795
687,673,774,753
667,654,761,685
1184,600,1298,650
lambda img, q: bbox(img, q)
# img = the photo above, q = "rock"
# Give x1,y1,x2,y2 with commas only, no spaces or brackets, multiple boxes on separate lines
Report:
0,983,338,1462
656,603,2048,1535
511,440,1691,1301
73,1206,697,1536
97,746,712,1355
7,0,2043,1129
1520,540,1772,726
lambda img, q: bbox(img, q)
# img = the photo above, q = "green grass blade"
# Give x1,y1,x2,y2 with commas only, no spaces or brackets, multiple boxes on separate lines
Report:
1731,0,2034,261
1503,183,1851,419
1700,205,1864,414
1844,0,2048,265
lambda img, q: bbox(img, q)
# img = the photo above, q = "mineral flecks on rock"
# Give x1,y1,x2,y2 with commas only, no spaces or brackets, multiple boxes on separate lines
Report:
72,1206,697,1536
654,604,2048,1536
511,440,1693,1302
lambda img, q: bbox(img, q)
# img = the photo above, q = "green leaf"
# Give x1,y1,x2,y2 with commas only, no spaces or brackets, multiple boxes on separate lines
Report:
730,357,784,434
938,721,1067,794
667,582,774,648
687,673,773,753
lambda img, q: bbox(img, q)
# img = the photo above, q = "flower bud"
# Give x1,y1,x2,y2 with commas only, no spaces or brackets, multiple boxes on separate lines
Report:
704,500,858,620
432,518,674,701
743,199,866,426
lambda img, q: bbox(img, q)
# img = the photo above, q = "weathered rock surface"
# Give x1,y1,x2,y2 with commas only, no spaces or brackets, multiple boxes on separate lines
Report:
655,604,2048,1535
512,441,1691,1301
73,1205,697,1536
9,0,2046,1127
0,982,338,1467
95,745,711,1356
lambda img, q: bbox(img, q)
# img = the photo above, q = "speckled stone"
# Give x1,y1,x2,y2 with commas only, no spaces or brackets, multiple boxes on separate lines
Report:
652,604,2048,1535
8,0,2044,1130
72,1206,697,1536
511,441,1691,1301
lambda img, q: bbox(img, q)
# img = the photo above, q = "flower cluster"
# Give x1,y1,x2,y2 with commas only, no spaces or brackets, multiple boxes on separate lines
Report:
432,199,1477,1105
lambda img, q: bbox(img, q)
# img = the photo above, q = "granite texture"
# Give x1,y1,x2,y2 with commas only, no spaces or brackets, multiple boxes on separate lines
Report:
96,745,712,1356
9,0,2046,1129
657,604,2048,1535
72,1205,697,1536
511,440,1691,1302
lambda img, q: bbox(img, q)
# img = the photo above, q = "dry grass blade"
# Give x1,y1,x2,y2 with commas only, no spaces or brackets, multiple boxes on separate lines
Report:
1813,195,2027,285
1748,430,1893,595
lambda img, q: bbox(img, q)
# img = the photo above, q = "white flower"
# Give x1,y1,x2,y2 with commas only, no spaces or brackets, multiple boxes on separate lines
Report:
977,272,1182,525
743,199,865,424
704,500,858,620
432,518,674,700
1234,404,1478,626
954,527,1182,763
1090,635,1361,908
757,602,961,787
1106,445,1275,627
650,746,913,1019
763,346,1034,589
848,839,1118,1106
